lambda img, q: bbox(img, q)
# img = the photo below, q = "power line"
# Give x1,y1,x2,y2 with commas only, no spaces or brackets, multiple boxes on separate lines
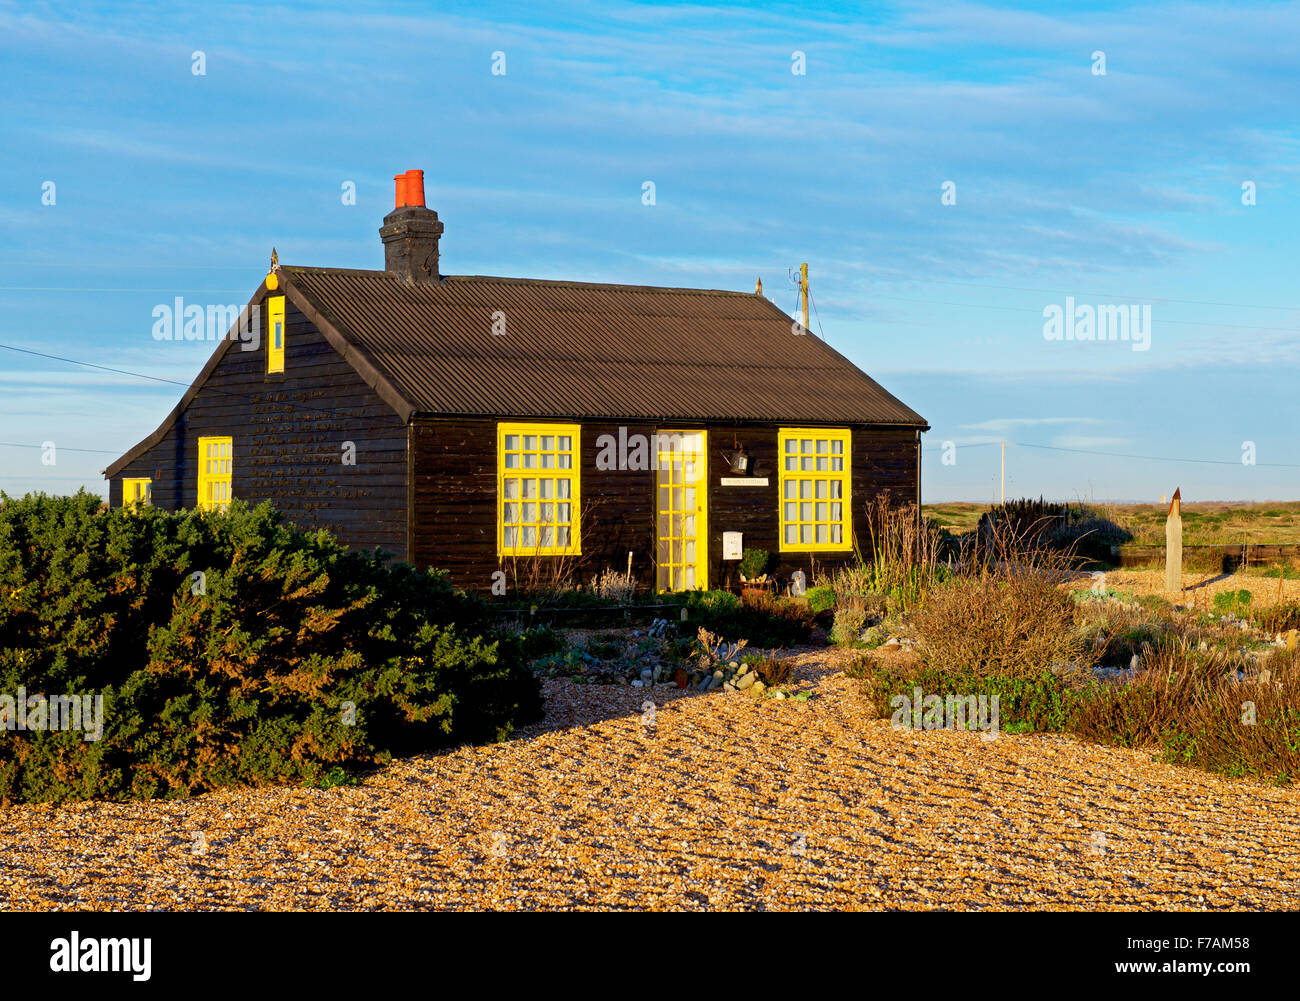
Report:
0,287,249,293
900,277,1300,313
0,441,119,455
867,293,1300,334
0,342,373,421
926,439,1300,469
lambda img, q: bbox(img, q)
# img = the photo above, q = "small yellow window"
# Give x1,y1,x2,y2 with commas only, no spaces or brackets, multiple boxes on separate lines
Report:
778,428,851,551
267,295,285,374
498,423,581,556
197,436,233,512
122,478,151,509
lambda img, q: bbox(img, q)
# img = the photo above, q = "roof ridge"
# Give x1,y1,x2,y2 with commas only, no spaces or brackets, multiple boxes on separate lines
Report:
282,264,757,297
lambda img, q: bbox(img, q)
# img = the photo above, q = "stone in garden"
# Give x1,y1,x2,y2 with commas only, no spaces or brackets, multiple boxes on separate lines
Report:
737,674,755,691
883,637,901,647
1129,654,1140,672
774,690,786,700
631,679,644,688
752,680,766,696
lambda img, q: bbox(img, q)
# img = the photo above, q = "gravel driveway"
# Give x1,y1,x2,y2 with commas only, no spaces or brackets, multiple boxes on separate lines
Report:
3,649,1298,911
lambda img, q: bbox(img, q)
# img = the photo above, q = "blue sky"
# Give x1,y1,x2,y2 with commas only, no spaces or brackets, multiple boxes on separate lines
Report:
1,0,1297,503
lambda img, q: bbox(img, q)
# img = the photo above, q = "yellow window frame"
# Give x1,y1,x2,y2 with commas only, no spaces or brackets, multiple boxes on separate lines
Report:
267,295,285,374
778,427,851,552
197,436,233,512
122,477,151,509
497,422,581,557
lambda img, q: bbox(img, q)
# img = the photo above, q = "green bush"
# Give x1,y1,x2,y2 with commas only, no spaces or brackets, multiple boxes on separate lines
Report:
805,585,837,614
0,492,542,803
679,588,813,647
851,658,1085,734
739,548,770,579
1212,588,1254,617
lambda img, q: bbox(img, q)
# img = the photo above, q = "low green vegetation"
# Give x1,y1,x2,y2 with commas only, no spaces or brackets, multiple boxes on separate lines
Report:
0,491,541,804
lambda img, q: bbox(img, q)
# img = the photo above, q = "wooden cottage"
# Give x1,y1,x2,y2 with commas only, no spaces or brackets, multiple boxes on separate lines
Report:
104,170,928,593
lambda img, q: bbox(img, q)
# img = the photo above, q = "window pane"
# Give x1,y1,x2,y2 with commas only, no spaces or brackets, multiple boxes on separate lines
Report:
557,478,571,498
784,502,796,521
784,480,796,499
801,439,813,453
523,435,537,450
557,527,570,545
816,525,828,544
785,525,797,544
830,525,842,544
831,439,843,454
816,480,828,499
785,457,797,471
504,453,518,468
801,457,813,471
541,435,555,450
540,479,554,498
784,439,798,454
800,481,813,499
558,436,572,451
831,457,844,471
816,439,828,453
830,480,842,498
558,454,572,468
540,527,555,547
522,526,537,547
504,478,519,498
816,502,828,521
801,525,813,543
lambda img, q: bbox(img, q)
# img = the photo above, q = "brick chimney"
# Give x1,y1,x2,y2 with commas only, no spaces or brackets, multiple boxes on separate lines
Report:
380,169,444,284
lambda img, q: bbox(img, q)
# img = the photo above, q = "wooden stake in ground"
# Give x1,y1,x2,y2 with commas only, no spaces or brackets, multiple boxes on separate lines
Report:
1166,488,1183,598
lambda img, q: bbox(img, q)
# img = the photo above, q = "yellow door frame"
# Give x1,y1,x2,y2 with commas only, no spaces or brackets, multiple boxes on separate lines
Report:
655,429,708,592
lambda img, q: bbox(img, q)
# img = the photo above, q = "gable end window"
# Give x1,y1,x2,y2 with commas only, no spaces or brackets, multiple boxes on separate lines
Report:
497,423,581,556
778,428,851,551
197,436,233,512
267,295,285,374
122,478,151,509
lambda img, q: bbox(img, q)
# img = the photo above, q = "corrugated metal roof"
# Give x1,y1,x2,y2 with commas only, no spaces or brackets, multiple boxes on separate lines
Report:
282,266,928,426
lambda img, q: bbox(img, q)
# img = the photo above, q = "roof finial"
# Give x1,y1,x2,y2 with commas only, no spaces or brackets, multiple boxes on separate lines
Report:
755,277,763,295
270,247,279,271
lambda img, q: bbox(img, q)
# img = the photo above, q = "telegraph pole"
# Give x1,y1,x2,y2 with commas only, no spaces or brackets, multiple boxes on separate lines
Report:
998,441,1008,506
800,262,810,333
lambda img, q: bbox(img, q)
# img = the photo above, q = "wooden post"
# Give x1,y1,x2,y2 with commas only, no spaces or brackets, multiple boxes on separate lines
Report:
1000,442,1006,505
1166,488,1182,598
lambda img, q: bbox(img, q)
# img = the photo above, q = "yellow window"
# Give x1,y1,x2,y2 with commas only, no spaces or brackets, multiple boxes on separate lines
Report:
498,423,580,556
778,428,851,551
122,478,151,509
267,295,285,374
197,436,233,512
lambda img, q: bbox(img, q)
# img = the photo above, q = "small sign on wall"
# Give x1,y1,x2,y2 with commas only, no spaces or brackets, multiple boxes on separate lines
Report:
722,531,743,560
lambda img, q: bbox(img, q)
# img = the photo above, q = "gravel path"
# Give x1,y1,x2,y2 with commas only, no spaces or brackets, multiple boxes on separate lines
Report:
3,649,1298,911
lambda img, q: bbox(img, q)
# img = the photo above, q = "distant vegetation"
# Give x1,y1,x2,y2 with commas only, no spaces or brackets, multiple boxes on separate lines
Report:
926,499,1300,547
0,492,541,804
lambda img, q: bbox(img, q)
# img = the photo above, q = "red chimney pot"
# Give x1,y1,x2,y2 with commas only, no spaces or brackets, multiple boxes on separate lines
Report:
404,169,425,208
393,172,410,209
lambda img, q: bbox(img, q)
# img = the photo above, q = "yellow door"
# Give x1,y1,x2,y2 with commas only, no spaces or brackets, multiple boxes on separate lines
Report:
656,430,707,591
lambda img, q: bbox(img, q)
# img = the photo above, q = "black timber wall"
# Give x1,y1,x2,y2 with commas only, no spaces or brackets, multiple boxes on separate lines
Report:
410,418,920,594
107,299,409,560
